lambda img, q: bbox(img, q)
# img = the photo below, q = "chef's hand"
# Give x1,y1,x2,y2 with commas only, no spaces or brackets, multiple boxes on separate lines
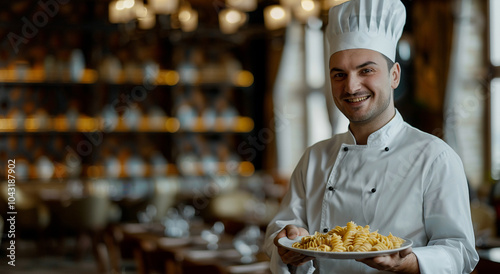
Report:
273,225,314,266
356,247,420,273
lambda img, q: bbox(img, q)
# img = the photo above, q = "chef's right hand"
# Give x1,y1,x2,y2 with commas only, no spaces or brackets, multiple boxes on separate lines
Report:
273,225,313,266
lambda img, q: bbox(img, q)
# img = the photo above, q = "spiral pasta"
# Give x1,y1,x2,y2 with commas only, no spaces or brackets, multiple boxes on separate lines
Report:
291,221,405,253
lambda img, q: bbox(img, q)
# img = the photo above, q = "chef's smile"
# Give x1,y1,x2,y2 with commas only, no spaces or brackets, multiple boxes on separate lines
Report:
345,96,370,103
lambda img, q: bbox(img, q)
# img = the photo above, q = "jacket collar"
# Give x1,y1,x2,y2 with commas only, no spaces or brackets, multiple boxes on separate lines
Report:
346,109,404,147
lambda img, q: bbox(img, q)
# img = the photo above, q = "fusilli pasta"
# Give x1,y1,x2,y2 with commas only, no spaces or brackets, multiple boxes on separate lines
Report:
291,221,405,253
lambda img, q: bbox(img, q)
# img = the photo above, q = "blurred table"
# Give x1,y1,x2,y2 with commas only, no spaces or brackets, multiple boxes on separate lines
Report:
475,237,500,273
108,222,270,274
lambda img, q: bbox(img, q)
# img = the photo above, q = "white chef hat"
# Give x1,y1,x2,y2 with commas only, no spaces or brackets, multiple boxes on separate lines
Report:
325,0,406,62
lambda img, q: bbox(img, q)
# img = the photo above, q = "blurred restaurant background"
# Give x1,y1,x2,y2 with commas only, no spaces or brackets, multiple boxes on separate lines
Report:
0,0,499,273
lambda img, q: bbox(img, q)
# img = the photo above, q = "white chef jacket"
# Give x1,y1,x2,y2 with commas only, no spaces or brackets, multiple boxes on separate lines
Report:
264,110,479,274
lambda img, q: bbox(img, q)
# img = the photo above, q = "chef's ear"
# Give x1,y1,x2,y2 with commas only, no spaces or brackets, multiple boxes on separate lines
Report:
390,62,401,90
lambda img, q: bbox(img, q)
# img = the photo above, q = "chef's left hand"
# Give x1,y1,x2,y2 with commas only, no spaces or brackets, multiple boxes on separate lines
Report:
356,247,420,273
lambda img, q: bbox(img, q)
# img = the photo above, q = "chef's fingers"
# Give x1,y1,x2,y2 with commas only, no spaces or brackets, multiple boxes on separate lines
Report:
274,224,304,246
284,225,301,239
399,246,412,258
281,249,314,265
274,225,296,246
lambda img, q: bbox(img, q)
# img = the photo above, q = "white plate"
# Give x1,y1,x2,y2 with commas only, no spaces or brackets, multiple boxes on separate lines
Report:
278,236,413,260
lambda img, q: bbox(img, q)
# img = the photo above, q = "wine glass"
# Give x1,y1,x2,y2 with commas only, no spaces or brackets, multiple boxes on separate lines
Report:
137,204,157,224
163,208,190,238
233,225,262,264
201,221,225,250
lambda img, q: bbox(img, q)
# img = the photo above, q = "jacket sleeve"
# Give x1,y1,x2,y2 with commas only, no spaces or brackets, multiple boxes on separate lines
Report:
413,148,479,273
264,150,315,274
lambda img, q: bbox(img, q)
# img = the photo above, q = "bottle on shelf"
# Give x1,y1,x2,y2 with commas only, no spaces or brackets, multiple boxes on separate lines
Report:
69,49,85,82
150,150,168,177
65,99,81,130
214,95,238,127
99,54,122,83
34,151,55,182
122,102,142,130
175,96,197,130
177,139,199,176
147,105,167,131
100,105,119,131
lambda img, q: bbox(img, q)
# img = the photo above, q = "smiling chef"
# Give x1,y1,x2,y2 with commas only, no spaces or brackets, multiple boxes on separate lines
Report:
264,0,479,273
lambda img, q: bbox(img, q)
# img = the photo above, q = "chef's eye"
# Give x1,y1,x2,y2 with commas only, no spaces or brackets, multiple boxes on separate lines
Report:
361,68,374,74
332,73,346,79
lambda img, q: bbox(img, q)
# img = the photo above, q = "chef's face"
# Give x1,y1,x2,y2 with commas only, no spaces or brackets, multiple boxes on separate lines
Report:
329,49,400,127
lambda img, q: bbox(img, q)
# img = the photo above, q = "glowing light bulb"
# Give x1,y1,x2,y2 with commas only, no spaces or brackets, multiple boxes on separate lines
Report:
270,6,285,20
301,0,315,11
123,0,135,9
264,5,290,30
295,0,319,22
225,10,242,24
115,0,125,10
219,8,246,34
179,10,191,22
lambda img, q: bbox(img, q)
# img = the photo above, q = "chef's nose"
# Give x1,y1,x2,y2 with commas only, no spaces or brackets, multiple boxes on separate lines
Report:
345,74,361,94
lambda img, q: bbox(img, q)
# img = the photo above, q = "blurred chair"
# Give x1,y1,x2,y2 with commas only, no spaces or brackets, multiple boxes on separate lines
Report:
489,180,500,237
104,223,174,274
181,256,223,274
103,176,179,274
149,177,180,221
0,185,50,254
103,224,137,274
471,200,497,245
55,194,114,273
58,195,111,231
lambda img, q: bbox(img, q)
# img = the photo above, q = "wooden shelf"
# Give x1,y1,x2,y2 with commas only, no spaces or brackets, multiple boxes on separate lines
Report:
0,116,254,133
0,160,255,183
0,68,253,87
